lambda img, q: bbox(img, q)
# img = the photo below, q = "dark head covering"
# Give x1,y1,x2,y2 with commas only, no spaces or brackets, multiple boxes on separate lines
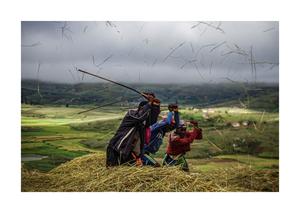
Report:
138,101,148,111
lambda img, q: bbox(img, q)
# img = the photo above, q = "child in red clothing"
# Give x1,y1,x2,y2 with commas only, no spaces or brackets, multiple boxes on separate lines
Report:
162,121,202,171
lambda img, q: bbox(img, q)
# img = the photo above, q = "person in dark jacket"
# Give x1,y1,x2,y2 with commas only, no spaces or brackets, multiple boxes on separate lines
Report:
106,94,160,167
142,104,180,166
162,121,202,171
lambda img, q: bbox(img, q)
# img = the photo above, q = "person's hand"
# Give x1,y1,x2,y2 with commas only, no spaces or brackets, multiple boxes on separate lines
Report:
152,98,161,106
142,92,155,103
147,95,155,103
190,120,198,127
142,92,155,98
173,104,179,112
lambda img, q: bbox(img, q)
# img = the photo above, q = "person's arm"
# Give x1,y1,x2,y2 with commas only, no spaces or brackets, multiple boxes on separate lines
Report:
150,110,174,131
166,111,173,125
150,120,167,132
173,128,198,145
174,111,179,128
129,103,152,122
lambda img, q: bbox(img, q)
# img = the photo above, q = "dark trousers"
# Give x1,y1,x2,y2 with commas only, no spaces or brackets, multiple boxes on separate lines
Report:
162,153,189,171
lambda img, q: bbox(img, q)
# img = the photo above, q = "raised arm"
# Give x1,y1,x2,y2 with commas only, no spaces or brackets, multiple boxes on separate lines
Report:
172,128,199,145
166,111,173,125
128,103,152,122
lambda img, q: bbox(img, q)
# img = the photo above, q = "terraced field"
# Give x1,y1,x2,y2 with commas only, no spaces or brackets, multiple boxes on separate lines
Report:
21,104,278,191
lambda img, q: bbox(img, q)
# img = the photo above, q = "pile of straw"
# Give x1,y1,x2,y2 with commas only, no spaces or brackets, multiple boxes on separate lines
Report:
22,154,278,192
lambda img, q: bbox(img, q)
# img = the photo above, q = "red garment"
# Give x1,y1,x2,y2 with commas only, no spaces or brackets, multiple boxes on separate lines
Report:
145,127,151,145
166,128,200,156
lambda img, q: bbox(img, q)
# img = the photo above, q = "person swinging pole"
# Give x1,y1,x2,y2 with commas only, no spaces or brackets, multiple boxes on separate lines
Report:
106,94,161,166
75,69,161,166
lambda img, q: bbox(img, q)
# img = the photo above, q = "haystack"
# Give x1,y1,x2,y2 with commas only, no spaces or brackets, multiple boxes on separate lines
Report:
22,154,278,192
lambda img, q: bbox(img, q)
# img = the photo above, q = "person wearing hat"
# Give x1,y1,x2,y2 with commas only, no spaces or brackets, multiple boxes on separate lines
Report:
106,93,161,167
162,120,202,171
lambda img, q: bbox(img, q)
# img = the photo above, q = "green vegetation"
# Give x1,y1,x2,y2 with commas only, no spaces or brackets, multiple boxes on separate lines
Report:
21,82,279,191
153,107,279,160
21,104,278,171
21,105,124,171
22,80,278,111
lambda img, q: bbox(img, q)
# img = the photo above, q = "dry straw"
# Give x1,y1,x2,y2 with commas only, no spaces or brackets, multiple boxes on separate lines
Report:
22,154,278,192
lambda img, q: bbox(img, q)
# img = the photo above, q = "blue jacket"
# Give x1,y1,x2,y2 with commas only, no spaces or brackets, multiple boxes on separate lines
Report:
143,111,179,154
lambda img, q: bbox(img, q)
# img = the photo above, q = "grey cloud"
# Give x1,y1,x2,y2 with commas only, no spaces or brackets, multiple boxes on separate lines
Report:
21,21,279,84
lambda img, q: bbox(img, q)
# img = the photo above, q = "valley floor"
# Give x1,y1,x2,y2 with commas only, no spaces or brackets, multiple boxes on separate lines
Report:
21,104,279,191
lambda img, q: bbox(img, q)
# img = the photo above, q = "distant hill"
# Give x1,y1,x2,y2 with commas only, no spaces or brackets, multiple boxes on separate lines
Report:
21,80,279,111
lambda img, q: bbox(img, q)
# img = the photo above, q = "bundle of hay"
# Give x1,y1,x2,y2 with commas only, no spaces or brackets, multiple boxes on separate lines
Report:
22,154,278,192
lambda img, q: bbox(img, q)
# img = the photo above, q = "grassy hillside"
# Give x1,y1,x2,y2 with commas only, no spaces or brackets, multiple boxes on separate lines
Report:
22,80,279,111
21,104,278,171
22,105,124,171
21,82,279,192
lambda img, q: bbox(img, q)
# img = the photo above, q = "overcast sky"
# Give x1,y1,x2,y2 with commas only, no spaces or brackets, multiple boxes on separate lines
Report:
21,21,279,84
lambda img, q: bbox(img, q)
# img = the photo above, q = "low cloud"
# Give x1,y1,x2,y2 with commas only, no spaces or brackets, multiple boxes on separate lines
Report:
21,21,279,84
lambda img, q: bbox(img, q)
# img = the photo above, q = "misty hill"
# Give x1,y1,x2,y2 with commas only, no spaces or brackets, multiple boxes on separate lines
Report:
21,80,278,111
